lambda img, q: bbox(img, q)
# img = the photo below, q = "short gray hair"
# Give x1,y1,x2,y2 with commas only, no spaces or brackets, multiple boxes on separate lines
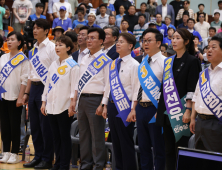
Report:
103,26,119,41
165,15,172,20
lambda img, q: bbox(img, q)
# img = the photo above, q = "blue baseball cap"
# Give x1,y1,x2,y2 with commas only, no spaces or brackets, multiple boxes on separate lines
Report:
59,6,66,11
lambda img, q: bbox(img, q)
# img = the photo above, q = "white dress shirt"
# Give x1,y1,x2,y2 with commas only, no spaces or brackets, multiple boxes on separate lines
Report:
28,38,59,81
0,53,29,101
192,63,222,115
42,57,79,114
78,48,89,65
194,21,210,40
102,54,140,108
141,52,166,102
103,44,115,54
78,50,110,95
162,4,167,21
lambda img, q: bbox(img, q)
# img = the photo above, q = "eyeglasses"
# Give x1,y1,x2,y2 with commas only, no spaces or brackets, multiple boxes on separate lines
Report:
86,37,97,41
199,16,204,18
141,39,156,44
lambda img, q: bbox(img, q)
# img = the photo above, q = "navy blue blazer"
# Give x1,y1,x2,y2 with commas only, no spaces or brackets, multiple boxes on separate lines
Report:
72,50,79,63
155,4,175,25
107,44,119,60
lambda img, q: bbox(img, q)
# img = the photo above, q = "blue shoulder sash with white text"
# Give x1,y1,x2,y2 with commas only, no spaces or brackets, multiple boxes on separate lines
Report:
76,53,112,110
0,52,28,100
199,68,222,122
138,54,161,108
109,59,131,127
29,47,48,85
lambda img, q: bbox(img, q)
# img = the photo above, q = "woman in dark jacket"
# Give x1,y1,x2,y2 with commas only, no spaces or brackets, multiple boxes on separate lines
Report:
156,28,201,170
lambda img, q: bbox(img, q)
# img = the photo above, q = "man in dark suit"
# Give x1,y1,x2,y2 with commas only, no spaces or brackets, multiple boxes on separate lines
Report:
155,0,175,25
103,26,119,60
72,26,89,64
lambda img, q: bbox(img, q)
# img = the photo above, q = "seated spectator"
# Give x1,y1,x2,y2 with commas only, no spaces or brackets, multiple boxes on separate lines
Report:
108,15,117,26
148,20,157,29
96,4,109,29
119,19,133,34
156,13,168,37
51,26,64,43
218,23,222,33
176,0,194,25
0,0,10,38
163,27,175,45
202,27,216,49
178,11,189,29
123,5,138,32
161,43,168,57
12,0,33,32
213,0,222,21
194,13,210,40
72,7,88,29
52,6,72,31
193,36,204,61
73,3,88,20
107,1,116,15
0,5,5,36
211,12,222,32
0,34,4,57
166,43,176,57
136,2,150,23
96,5,112,16
28,3,46,21
116,5,125,27
195,4,208,23
187,18,202,42
165,15,176,30
64,30,78,52
114,0,131,15
133,14,148,48
85,13,100,28
155,0,175,25
53,0,72,18
146,0,157,17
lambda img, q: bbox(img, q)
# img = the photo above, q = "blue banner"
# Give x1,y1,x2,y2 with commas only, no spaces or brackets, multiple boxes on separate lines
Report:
109,59,131,127
199,69,222,122
163,55,190,142
0,52,28,100
138,55,161,108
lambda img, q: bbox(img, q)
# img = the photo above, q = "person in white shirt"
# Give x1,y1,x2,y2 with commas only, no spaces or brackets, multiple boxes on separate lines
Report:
53,0,72,19
70,28,110,170
96,4,109,29
102,33,139,170
41,35,79,170
0,31,28,164
194,13,210,40
23,19,58,169
190,36,222,153
134,28,166,170
213,1,222,21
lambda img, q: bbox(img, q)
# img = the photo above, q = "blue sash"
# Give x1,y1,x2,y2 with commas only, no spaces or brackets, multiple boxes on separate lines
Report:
199,68,222,122
48,58,78,94
29,47,48,85
0,52,28,100
109,59,131,127
138,55,161,108
76,53,112,109
163,55,190,142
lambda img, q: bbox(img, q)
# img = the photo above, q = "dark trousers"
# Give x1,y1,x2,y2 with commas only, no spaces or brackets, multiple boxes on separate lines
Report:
29,84,53,162
48,110,73,170
107,101,136,170
163,123,190,170
136,104,165,170
195,116,222,152
0,99,22,153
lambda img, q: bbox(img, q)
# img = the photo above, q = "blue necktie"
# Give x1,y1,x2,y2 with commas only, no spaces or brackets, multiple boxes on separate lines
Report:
109,58,122,101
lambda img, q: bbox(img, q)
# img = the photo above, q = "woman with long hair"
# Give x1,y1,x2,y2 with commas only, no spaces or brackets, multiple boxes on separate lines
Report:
156,28,201,170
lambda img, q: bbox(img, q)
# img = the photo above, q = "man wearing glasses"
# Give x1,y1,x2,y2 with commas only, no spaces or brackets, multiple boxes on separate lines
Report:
194,13,210,40
176,0,194,23
71,27,111,170
134,28,166,170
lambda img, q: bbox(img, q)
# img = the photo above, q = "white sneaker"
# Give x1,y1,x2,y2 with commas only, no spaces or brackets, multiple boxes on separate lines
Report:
0,152,11,163
7,153,20,164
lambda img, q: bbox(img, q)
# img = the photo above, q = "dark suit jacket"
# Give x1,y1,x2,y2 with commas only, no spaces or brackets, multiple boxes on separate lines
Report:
155,4,175,25
156,51,201,126
134,55,143,63
72,50,79,63
107,45,119,60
